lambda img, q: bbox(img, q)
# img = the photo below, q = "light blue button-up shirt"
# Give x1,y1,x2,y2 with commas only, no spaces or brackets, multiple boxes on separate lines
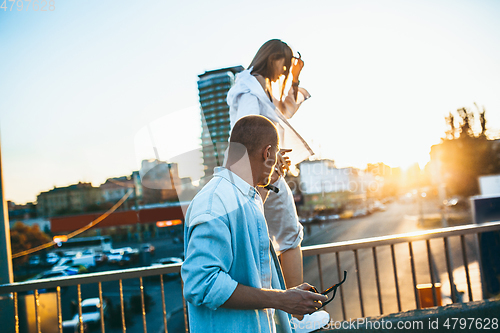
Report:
181,167,292,333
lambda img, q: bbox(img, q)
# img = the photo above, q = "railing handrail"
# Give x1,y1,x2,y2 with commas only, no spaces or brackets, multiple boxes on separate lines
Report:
0,262,182,294
302,220,500,256
2,221,499,295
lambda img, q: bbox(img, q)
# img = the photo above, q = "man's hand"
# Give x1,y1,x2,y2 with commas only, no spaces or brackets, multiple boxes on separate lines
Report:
276,283,328,316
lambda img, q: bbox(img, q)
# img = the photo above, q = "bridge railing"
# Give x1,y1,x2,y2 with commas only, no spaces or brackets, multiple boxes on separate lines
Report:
1,221,499,332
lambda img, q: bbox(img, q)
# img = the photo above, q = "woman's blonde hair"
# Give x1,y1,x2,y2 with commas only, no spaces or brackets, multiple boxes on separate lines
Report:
249,39,293,100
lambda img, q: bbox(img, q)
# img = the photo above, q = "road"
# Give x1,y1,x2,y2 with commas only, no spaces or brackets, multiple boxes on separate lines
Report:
301,198,480,322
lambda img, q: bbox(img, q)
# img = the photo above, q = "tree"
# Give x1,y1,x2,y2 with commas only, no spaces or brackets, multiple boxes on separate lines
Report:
10,222,51,267
432,105,500,197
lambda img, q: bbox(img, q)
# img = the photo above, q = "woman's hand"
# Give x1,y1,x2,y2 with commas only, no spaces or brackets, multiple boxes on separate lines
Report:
290,57,304,82
269,148,292,184
279,148,292,173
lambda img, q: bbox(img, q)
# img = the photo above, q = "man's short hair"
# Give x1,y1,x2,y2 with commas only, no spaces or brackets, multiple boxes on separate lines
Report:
230,115,279,157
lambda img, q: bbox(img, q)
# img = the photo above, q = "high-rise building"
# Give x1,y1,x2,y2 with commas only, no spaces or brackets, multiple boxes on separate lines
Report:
198,66,244,178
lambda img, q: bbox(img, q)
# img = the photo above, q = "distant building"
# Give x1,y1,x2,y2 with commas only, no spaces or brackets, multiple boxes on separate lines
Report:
298,159,375,213
7,201,37,221
139,159,181,204
37,182,102,218
100,176,135,203
198,66,244,178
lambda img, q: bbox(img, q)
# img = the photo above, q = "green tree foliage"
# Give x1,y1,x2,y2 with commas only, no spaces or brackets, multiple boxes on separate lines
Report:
434,106,500,197
10,222,51,267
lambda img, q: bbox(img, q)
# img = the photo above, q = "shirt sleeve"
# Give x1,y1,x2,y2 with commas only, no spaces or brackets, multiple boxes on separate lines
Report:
235,93,261,119
181,213,238,311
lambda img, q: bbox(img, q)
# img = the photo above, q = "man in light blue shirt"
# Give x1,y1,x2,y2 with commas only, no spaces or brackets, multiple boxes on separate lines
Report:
181,115,327,333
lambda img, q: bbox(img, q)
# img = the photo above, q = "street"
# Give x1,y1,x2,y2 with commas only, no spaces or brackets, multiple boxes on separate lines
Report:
302,198,480,322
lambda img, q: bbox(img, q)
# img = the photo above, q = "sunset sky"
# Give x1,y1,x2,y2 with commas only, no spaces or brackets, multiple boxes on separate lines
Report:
1,0,499,204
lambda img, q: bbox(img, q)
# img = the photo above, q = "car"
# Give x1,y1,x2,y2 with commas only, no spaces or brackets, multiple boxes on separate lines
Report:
63,298,107,331
151,257,183,278
141,243,155,256
37,270,70,280
28,255,41,267
107,252,132,266
55,253,96,269
353,208,368,217
299,217,315,224
24,270,71,294
46,252,60,265
62,321,88,333
51,265,80,275
107,252,124,265
94,253,108,265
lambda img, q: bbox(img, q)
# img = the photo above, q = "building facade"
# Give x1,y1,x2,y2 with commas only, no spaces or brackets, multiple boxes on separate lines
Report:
100,176,135,203
36,182,102,218
139,159,182,204
197,66,244,178
298,159,376,214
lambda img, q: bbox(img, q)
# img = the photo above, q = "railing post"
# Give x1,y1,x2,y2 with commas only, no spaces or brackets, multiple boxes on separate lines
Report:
335,252,346,321
0,139,15,332
426,240,439,306
408,242,420,309
353,249,364,317
443,237,457,303
460,235,473,301
390,244,402,312
316,255,324,292
372,247,383,315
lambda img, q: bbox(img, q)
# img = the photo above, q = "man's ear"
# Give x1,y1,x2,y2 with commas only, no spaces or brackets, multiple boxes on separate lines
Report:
263,145,272,161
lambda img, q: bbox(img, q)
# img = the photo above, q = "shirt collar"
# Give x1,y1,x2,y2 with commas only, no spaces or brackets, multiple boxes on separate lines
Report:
213,167,259,198
237,69,275,108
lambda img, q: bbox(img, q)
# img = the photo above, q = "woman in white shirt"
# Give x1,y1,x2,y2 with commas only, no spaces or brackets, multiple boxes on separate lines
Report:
227,39,312,290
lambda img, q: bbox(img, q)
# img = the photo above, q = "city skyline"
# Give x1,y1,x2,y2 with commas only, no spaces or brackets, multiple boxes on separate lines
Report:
1,0,500,204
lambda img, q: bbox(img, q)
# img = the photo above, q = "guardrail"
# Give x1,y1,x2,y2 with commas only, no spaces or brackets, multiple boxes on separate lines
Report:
0,263,185,333
1,221,499,332
302,221,500,320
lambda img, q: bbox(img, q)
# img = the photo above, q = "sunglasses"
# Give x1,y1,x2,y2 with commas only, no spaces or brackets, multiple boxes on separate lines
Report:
309,270,347,309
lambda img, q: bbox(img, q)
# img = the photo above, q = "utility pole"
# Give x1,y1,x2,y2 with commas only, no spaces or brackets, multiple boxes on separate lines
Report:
0,138,15,331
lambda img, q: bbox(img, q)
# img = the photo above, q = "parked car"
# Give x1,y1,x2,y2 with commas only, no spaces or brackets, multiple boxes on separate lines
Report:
107,252,124,265
28,255,41,267
151,257,183,278
141,243,155,256
62,322,88,333
24,270,71,294
46,252,60,265
94,253,108,266
63,298,106,331
107,252,133,266
51,265,80,275
55,253,96,269
38,270,70,279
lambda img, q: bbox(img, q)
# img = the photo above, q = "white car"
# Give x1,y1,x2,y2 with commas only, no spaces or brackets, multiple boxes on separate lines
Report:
151,257,183,278
63,298,107,329
46,252,60,265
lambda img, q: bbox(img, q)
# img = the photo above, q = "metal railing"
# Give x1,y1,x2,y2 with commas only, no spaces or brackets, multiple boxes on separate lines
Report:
301,221,500,320
0,263,185,333
1,221,499,332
